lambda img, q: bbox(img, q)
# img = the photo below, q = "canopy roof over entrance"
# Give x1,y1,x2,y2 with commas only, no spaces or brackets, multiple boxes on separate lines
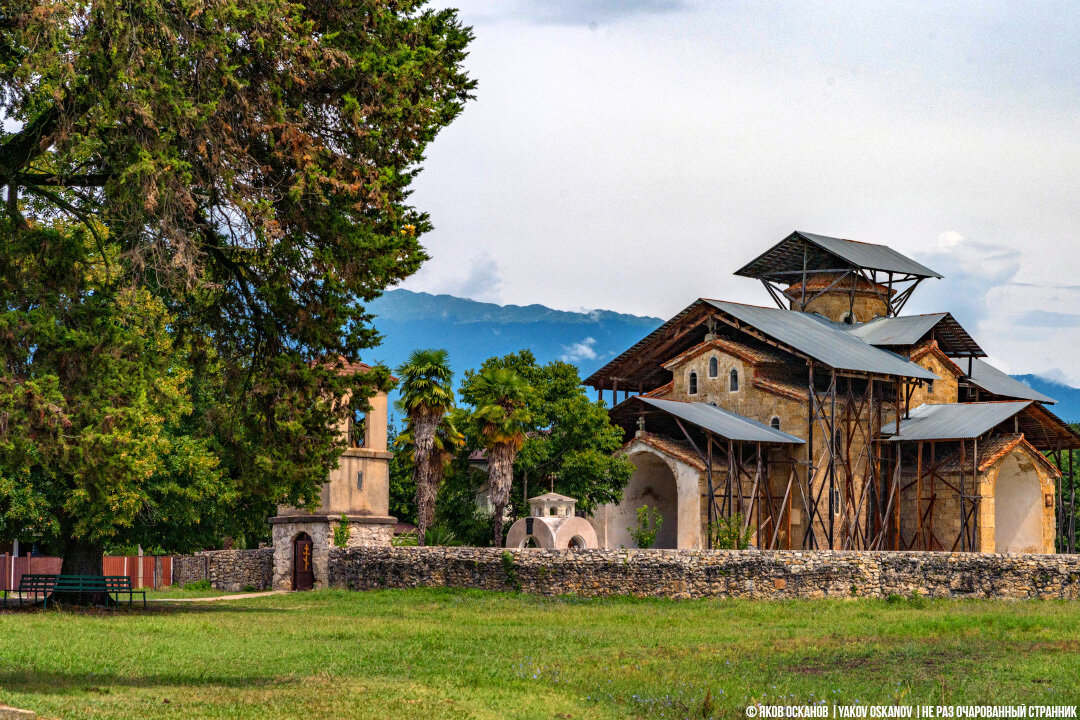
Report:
611,396,803,445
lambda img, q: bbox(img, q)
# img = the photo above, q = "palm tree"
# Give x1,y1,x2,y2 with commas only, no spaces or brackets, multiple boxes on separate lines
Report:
396,349,455,545
469,367,534,546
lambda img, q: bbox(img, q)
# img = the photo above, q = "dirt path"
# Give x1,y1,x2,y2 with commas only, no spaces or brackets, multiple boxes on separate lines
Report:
150,590,289,603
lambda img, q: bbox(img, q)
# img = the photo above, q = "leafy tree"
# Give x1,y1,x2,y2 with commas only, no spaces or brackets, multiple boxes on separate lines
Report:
467,368,533,547
0,1,474,575
460,351,633,514
396,349,457,545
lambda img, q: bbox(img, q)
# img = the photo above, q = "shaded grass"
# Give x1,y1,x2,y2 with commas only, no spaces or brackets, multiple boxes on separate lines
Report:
1,589,1079,719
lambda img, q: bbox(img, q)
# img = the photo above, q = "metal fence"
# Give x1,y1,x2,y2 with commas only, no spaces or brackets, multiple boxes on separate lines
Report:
102,555,173,589
1,554,172,591
0,554,63,591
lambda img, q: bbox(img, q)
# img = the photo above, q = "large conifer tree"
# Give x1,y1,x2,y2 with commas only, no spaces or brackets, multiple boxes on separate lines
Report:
0,1,474,575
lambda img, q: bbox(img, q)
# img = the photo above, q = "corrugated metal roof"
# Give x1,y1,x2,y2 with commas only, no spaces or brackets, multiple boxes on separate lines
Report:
796,232,943,278
735,231,943,282
968,358,1057,404
843,313,984,357
704,300,939,380
884,401,1031,441
639,397,804,444
844,314,948,346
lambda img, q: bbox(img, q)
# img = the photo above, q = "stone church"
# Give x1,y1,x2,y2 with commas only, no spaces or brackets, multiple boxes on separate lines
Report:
586,231,1079,554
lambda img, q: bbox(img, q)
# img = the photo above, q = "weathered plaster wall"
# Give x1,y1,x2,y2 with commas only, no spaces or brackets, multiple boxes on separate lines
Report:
172,548,273,591
327,547,1080,600
596,444,701,549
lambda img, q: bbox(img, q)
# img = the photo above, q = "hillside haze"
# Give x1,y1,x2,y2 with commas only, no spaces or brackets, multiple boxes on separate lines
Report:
366,289,1080,422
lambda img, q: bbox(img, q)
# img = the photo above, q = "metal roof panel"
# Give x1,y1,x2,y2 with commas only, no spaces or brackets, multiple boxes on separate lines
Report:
796,232,943,278
844,314,948,346
884,401,1032,441
704,300,939,380
968,358,1057,404
639,397,805,444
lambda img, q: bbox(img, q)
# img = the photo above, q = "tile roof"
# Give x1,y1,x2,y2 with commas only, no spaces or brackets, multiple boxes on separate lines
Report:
752,376,809,402
623,432,723,472
661,337,784,370
933,433,1060,477
909,341,966,379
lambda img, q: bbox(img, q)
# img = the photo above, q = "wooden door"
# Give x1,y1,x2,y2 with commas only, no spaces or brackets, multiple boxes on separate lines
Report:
293,533,314,591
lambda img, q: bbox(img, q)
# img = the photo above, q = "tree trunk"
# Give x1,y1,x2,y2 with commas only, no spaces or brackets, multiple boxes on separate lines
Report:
488,443,515,547
411,406,441,546
56,538,107,606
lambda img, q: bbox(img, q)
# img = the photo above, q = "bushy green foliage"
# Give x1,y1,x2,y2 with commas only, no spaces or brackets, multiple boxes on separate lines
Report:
628,505,662,549
708,513,753,550
0,1,475,564
333,514,350,549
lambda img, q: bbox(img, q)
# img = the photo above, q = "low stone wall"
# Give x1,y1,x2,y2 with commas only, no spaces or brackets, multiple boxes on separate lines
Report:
327,547,1080,600
172,548,274,592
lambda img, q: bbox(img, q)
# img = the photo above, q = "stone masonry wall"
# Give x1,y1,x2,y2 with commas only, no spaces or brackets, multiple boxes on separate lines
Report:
172,548,273,591
327,547,1080,600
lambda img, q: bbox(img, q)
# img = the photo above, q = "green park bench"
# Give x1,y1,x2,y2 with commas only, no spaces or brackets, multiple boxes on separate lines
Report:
16,574,146,609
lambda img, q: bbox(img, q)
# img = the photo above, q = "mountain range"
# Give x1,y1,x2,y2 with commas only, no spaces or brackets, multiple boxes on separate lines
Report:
366,289,1080,422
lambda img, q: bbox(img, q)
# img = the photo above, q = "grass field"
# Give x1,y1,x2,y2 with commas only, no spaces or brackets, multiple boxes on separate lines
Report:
2,589,1079,719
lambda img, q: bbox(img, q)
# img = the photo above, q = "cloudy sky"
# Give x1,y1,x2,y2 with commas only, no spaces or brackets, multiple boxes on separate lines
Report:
403,0,1080,383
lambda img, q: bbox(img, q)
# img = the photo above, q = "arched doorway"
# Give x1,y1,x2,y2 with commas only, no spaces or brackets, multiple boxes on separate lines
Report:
293,532,314,590
606,452,680,548
994,452,1043,553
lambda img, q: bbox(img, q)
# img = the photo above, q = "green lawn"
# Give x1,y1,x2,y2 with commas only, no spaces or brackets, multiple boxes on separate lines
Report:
1,589,1079,719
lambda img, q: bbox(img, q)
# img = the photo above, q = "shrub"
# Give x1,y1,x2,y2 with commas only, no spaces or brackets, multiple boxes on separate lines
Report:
628,505,662,549
424,524,461,547
708,513,753,550
392,531,419,547
183,579,212,591
333,514,350,548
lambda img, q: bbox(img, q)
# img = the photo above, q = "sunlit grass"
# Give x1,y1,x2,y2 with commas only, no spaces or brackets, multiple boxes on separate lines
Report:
1,589,1078,719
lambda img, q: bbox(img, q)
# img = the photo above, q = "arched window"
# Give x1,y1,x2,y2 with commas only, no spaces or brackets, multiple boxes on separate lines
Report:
349,407,367,448
708,356,719,378
770,416,781,431
729,368,739,392
688,371,698,395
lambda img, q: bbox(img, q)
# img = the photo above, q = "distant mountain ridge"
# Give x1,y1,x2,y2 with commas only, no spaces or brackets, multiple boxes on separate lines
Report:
366,289,1080,422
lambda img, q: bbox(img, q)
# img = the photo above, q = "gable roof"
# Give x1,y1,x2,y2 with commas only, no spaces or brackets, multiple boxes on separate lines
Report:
909,341,966,379
661,337,783,370
967,358,1057,404
884,401,1031,441
704,300,939,380
624,433,725,472
735,231,942,282
844,313,984,357
934,434,1061,477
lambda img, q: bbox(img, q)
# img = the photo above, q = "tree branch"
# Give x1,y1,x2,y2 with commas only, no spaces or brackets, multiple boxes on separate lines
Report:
14,172,111,187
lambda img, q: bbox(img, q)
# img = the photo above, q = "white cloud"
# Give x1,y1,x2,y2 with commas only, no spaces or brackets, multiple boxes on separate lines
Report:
560,337,599,362
408,1,1080,378
401,253,503,304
